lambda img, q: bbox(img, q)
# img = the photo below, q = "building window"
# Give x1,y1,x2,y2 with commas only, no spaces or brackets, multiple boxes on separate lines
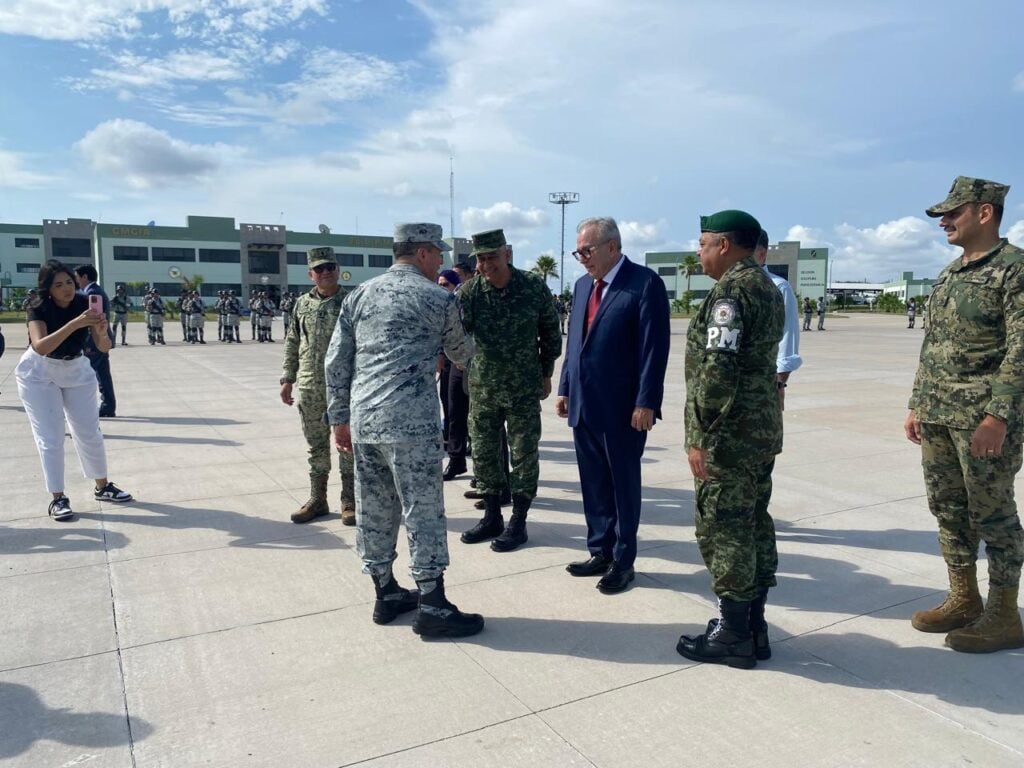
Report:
15,237,39,248
666,290,676,299
368,254,392,269
198,248,240,263
338,253,363,267
248,251,281,274
52,237,92,260
152,282,184,296
113,245,148,261
152,247,196,262
767,264,790,280
286,251,307,266
692,289,710,299
17,262,40,273
657,266,677,276
200,283,242,296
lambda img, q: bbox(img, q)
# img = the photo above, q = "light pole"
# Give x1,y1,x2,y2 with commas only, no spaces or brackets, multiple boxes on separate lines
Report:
548,192,579,295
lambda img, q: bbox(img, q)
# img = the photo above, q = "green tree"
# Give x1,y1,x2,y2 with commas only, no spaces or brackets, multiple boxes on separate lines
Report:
126,280,149,297
184,273,205,292
876,293,905,313
531,255,559,285
679,253,699,292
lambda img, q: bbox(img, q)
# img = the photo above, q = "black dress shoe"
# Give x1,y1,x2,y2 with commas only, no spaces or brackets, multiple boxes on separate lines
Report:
597,564,635,594
566,554,613,577
442,460,467,481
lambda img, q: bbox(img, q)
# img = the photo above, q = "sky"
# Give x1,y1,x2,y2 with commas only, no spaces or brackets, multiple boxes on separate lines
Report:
1,0,1022,285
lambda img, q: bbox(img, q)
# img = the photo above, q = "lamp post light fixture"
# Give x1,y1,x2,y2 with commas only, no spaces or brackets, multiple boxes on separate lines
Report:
548,192,579,295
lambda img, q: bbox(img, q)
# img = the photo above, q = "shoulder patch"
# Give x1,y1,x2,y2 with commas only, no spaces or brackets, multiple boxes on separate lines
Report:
706,299,742,353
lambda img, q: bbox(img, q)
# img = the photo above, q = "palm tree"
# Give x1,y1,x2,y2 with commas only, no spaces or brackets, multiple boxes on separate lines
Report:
678,253,699,292
531,255,559,285
184,273,205,292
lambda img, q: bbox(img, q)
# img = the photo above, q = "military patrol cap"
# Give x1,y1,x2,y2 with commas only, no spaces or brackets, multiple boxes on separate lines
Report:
700,210,762,234
394,222,452,252
926,176,1010,217
308,246,337,268
470,229,508,256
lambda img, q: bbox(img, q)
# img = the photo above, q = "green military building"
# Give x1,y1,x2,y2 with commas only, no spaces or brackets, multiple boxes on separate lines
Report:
645,240,829,306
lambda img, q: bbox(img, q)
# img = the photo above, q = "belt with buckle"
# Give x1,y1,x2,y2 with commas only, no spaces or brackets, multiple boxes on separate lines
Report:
47,352,82,360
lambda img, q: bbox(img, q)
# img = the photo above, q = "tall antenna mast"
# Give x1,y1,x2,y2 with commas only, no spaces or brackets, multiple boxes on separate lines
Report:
449,155,455,238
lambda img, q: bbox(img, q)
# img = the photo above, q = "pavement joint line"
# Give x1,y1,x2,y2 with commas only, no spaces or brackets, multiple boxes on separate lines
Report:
99,504,139,768
787,493,928,524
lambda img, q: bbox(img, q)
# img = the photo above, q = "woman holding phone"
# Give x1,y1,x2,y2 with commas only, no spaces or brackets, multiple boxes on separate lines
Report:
15,259,133,520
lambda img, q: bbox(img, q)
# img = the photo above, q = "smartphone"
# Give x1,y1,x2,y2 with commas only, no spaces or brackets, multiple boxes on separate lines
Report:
88,294,103,315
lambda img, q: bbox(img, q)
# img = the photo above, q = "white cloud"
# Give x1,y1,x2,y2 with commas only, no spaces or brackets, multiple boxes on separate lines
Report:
0,0,326,42
0,149,57,189
74,119,240,189
792,217,956,282
618,219,666,254
1007,219,1024,247
75,49,247,91
461,202,549,233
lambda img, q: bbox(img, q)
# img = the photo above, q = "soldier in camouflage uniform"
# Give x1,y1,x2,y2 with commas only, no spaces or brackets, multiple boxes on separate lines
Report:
325,222,482,637
281,247,356,525
457,229,562,553
280,291,295,336
677,210,784,670
110,286,131,346
225,290,241,343
906,176,1024,654
144,289,166,345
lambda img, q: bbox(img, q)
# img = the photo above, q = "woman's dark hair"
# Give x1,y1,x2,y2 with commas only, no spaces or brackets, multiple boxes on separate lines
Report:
35,259,78,307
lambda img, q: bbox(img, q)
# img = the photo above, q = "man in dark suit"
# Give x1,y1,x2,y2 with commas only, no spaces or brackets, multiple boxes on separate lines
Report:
556,217,671,593
75,265,117,418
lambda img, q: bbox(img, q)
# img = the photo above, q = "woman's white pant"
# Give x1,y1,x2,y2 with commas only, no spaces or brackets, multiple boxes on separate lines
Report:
15,348,108,493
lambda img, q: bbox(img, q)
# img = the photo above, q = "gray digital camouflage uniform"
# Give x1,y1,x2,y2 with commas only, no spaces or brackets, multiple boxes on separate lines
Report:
281,285,355,507
910,238,1024,587
325,263,474,580
685,255,784,602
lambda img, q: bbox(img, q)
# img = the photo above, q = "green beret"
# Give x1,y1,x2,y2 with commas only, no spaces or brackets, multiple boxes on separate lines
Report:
307,247,337,268
700,210,762,234
470,229,507,256
926,176,1010,217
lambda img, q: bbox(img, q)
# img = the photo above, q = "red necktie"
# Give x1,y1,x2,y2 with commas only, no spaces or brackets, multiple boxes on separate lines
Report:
585,279,606,334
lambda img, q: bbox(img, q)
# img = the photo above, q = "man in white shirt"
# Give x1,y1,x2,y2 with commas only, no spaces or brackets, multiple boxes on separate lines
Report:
754,230,802,409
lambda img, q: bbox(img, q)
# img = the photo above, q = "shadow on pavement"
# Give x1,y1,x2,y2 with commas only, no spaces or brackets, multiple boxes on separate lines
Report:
0,525,130,554
0,682,153,760
103,434,242,447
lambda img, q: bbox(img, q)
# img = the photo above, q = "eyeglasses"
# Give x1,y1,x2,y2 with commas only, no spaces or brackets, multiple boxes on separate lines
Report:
312,263,337,274
572,239,608,261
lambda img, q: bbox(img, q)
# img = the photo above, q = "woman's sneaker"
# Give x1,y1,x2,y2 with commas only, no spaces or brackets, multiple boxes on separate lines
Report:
48,495,74,521
94,482,133,503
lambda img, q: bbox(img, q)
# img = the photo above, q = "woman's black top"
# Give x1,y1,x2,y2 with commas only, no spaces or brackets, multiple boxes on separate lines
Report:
27,294,89,358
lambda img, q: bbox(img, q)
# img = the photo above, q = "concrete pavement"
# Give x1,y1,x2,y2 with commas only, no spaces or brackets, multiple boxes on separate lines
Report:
1,314,1021,767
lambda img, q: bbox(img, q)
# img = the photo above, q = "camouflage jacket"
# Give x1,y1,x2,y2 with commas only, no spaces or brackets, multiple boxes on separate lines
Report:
281,286,344,389
685,256,784,465
144,297,165,315
110,295,131,314
458,267,563,402
324,263,474,442
910,239,1024,429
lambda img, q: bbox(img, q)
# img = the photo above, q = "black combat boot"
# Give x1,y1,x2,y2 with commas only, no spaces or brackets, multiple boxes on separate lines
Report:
371,570,419,625
157,330,166,344
198,328,206,344
412,574,484,638
676,597,757,669
491,494,530,552
473,487,512,510
460,494,504,544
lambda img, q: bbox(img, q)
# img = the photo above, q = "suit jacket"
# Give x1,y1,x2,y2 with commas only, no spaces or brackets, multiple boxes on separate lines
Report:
558,257,671,432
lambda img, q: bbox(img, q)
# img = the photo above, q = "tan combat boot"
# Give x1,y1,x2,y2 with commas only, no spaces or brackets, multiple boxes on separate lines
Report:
291,475,330,523
340,497,356,526
911,564,983,633
945,585,1024,654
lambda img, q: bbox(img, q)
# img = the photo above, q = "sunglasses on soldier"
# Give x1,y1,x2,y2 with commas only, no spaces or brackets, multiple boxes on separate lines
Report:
312,263,337,274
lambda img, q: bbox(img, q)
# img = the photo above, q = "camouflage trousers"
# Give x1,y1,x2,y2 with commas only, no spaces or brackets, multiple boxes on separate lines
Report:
297,388,354,504
353,441,449,581
921,423,1024,587
694,458,778,602
469,396,541,500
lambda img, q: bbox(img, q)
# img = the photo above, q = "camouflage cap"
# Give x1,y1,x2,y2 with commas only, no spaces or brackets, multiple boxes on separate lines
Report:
469,229,507,256
926,176,1010,217
700,209,761,234
308,246,337,268
393,222,452,252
